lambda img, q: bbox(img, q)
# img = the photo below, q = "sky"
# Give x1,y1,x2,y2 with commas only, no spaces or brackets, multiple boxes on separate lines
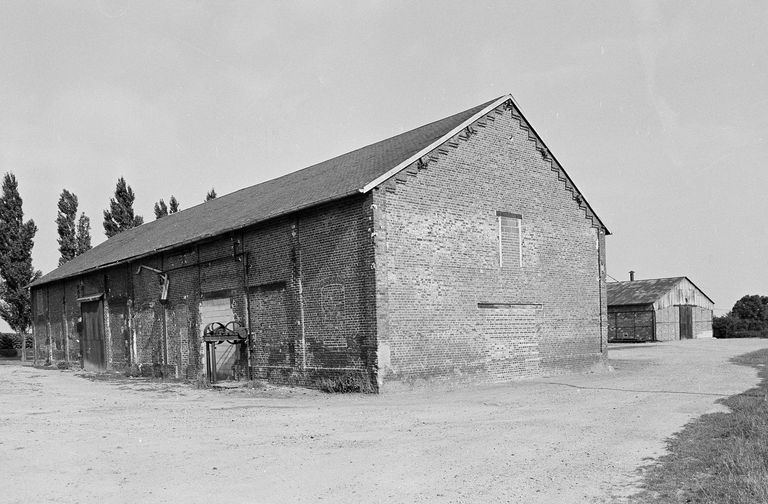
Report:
1,0,766,332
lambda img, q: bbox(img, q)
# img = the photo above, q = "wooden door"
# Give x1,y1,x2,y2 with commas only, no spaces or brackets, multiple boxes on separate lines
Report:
679,305,693,340
81,300,106,371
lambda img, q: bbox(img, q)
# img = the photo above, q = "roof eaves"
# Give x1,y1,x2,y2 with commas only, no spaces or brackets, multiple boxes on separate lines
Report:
681,276,715,305
357,94,610,235
29,191,361,289
509,98,611,235
358,95,512,194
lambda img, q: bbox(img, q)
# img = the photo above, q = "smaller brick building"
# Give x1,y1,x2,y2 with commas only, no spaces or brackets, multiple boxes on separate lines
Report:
30,94,610,391
607,276,714,342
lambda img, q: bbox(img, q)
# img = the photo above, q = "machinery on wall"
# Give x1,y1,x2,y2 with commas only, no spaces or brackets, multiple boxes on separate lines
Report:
202,321,249,383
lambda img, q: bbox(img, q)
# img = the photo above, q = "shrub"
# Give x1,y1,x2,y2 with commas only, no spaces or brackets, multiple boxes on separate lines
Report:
286,371,302,387
318,371,375,393
713,315,734,338
714,315,768,338
193,373,211,389
124,365,142,378
0,333,17,349
0,333,33,349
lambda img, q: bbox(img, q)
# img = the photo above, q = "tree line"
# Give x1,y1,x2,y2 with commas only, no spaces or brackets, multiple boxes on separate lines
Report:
0,170,218,352
713,295,768,338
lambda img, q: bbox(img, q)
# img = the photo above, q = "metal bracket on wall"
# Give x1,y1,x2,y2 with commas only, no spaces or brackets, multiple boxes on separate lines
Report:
135,265,170,303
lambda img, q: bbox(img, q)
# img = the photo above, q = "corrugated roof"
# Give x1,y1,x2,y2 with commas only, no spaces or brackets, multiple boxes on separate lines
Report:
607,277,688,306
32,97,502,287
32,94,610,288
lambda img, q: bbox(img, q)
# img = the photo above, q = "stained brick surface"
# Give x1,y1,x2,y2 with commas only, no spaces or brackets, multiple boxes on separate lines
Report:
30,198,376,385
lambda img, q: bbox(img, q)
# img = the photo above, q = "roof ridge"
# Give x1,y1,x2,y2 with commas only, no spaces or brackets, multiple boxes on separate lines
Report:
607,276,714,306
136,96,510,225
359,95,509,192
611,276,687,283
31,96,511,287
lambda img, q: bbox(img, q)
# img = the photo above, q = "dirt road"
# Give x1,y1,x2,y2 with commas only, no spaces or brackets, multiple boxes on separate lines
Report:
2,338,767,504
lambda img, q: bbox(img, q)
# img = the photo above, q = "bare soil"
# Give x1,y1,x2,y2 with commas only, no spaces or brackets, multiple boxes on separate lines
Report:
2,338,767,504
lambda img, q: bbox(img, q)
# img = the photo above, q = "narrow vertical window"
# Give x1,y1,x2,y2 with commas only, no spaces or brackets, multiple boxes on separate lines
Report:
497,211,522,268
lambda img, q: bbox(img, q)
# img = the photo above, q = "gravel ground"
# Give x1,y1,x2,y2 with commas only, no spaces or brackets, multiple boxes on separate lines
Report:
2,338,767,504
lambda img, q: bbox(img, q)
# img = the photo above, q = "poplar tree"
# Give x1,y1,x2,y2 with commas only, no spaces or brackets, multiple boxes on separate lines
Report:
154,195,180,219
56,189,79,266
154,199,168,219
0,173,40,360
76,213,91,254
103,177,143,237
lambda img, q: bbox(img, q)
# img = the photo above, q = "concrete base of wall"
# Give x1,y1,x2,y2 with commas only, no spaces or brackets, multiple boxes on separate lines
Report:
379,355,610,393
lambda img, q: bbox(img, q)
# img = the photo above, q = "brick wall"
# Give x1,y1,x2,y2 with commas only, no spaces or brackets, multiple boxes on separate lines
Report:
30,197,376,388
163,256,200,378
242,197,377,385
373,102,607,387
296,196,377,376
46,282,65,360
132,257,165,371
31,286,48,361
244,216,297,377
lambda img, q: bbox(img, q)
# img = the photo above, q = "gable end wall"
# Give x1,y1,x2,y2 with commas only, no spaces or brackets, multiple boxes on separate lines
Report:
374,103,607,387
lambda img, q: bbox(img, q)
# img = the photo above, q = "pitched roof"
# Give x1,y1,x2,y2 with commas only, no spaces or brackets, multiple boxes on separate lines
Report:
32,94,607,288
607,277,713,306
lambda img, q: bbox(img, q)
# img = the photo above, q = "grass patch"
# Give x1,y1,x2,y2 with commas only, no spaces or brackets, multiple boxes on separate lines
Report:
241,379,269,390
318,371,375,393
630,349,768,504
192,373,211,389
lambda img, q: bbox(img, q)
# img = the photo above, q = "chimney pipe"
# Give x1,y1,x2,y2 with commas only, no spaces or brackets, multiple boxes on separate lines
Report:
629,270,635,281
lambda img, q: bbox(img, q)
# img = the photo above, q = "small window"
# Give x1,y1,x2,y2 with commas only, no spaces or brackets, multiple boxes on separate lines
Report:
497,211,522,268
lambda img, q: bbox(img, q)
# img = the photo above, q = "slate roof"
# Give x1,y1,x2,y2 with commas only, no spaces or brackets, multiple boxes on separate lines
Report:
32,94,608,288
606,277,713,306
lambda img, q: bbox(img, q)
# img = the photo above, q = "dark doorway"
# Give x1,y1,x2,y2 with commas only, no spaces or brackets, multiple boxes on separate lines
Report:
679,305,693,340
81,300,106,371
607,309,655,342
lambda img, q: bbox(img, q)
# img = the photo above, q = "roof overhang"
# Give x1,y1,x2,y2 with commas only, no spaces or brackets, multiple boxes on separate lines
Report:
359,95,512,193
29,191,359,289
358,94,610,235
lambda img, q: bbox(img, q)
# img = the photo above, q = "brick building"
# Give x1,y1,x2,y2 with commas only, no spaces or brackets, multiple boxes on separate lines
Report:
30,94,610,391
607,275,714,342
